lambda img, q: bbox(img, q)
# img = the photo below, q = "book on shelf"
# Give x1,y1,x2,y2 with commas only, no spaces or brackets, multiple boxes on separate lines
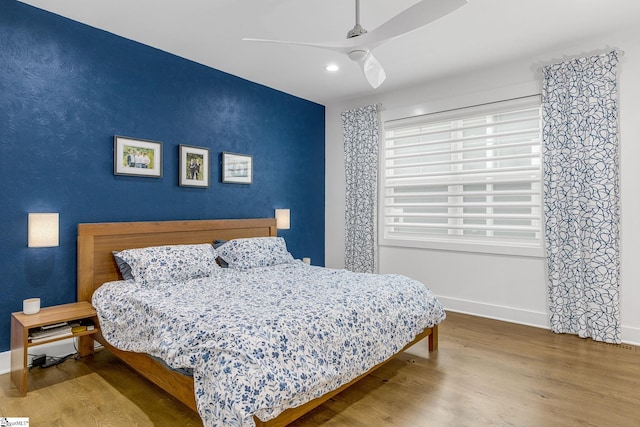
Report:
79,318,95,330
69,321,87,333
40,322,68,331
29,323,73,342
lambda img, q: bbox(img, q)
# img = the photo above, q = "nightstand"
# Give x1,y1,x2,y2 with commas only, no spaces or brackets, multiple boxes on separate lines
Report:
10,301,98,396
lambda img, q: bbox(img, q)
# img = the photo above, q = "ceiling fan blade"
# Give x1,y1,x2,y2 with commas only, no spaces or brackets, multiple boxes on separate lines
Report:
242,37,355,55
366,0,467,48
361,52,386,89
243,0,465,89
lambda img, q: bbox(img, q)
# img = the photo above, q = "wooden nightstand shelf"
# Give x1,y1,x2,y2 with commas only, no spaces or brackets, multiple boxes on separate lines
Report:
10,301,98,396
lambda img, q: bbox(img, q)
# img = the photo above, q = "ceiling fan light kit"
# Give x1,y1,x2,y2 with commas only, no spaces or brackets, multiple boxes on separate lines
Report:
244,0,467,89
348,49,368,62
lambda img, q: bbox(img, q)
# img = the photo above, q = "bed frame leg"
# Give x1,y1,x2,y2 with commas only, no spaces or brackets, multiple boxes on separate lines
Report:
78,335,95,357
428,325,438,351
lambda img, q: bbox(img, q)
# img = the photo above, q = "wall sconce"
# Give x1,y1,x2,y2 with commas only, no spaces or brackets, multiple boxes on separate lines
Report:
275,209,290,230
28,213,59,247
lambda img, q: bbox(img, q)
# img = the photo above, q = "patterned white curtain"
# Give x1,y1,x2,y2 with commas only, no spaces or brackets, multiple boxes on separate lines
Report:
342,104,380,273
542,50,621,343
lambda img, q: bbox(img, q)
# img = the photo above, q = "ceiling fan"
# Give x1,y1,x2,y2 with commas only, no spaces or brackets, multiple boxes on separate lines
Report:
243,0,467,89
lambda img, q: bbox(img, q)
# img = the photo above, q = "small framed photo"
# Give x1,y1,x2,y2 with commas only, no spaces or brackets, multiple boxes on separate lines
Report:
114,136,162,178
179,145,210,188
222,152,253,184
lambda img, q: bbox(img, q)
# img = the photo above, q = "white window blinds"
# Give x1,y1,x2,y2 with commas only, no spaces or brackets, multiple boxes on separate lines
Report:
381,95,543,256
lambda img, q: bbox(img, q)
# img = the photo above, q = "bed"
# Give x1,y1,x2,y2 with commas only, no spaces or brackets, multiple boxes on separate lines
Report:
77,218,444,426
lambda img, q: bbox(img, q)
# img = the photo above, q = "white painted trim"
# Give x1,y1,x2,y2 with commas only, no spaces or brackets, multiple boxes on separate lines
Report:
380,81,541,123
0,339,77,375
0,351,9,376
440,296,640,346
621,326,640,346
438,295,550,329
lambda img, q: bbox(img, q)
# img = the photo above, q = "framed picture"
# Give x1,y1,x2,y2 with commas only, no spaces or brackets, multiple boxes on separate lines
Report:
113,136,162,178
179,145,210,188
221,152,253,184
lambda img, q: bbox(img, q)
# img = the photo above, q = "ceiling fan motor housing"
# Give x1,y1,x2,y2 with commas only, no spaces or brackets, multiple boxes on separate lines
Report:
347,23,367,39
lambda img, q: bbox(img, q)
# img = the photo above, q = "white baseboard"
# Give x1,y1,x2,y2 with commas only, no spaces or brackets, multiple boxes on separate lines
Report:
437,296,550,329
0,339,77,376
620,325,640,346
0,350,9,375
438,295,640,346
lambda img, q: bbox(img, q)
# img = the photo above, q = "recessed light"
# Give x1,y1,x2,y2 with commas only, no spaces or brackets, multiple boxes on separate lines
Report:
325,64,340,72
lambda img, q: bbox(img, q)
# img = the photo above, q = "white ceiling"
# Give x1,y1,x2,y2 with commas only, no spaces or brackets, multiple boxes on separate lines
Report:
17,0,640,105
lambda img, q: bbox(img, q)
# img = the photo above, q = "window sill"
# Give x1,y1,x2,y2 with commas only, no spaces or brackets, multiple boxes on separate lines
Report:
379,237,545,258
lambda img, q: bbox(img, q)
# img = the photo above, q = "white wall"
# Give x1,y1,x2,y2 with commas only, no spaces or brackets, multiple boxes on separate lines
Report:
325,27,640,344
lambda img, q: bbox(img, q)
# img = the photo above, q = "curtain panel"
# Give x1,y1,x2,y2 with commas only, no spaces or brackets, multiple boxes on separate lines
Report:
342,104,380,273
542,50,621,343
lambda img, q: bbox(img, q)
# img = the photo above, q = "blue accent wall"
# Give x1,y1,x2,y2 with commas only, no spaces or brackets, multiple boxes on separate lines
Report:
0,1,325,352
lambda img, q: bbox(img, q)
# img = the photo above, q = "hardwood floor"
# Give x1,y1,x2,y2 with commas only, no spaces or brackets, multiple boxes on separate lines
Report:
2,312,639,426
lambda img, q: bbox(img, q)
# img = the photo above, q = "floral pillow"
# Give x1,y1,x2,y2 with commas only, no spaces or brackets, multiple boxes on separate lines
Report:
213,239,229,268
115,243,218,285
112,251,135,280
216,237,294,270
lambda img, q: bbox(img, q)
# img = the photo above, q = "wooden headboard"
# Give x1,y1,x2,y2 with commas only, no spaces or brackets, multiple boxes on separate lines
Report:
77,218,277,302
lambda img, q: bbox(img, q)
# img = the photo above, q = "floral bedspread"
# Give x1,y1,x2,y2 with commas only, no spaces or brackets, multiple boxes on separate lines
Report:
93,262,446,426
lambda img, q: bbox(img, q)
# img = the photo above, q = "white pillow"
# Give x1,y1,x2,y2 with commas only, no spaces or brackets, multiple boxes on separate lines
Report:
216,237,294,270
115,243,217,285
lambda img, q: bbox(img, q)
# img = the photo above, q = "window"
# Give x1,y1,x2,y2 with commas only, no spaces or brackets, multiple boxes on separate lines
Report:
381,96,543,256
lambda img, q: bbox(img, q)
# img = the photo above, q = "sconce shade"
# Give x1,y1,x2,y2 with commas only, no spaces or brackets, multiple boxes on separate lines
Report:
28,213,59,247
275,209,290,230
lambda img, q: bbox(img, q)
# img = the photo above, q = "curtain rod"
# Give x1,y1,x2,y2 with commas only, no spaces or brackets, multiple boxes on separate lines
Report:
534,48,625,72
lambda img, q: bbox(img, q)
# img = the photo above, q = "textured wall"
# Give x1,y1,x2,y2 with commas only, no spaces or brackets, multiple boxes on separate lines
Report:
0,1,325,352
